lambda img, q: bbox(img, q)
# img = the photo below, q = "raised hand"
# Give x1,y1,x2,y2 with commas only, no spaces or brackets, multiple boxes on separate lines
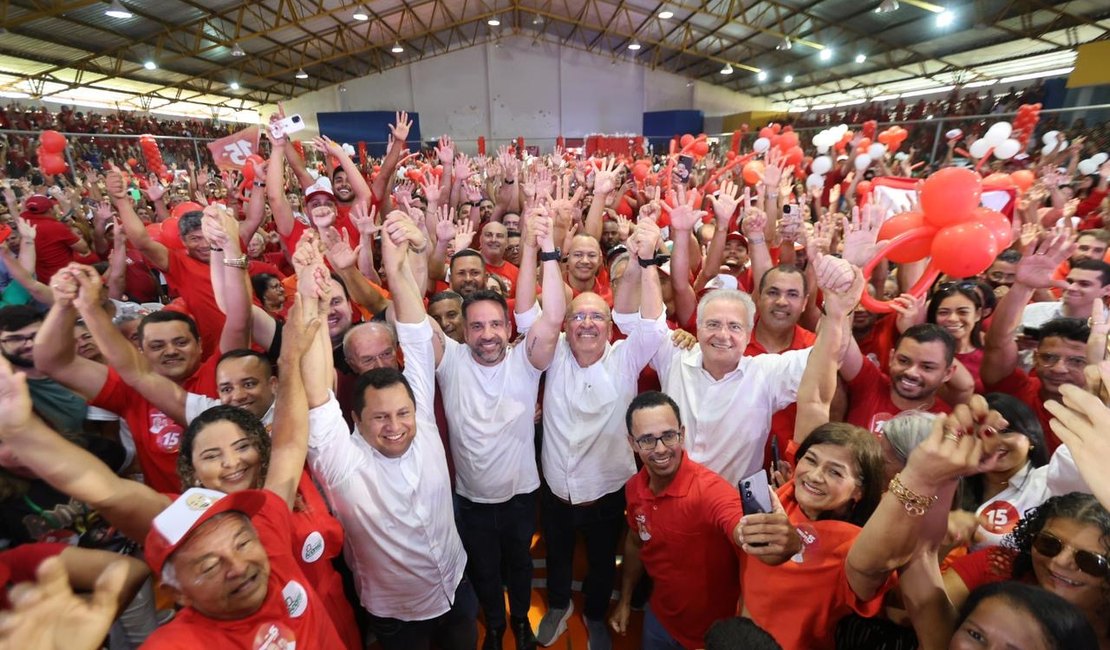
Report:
390,111,412,142
661,185,707,231
631,218,661,260
741,207,768,239
200,206,230,251
709,179,741,226
15,217,36,244
0,351,32,433
453,219,475,252
593,157,622,196
760,148,788,191
320,226,360,271
889,292,926,332
48,268,79,307
103,170,127,200
436,136,455,165
1015,228,1074,290
143,176,165,202
1046,375,1110,506
349,201,379,236
841,204,884,268
814,254,863,319
453,153,471,182
291,230,323,275
311,135,345,159
69,264,104,315
435,206,457,242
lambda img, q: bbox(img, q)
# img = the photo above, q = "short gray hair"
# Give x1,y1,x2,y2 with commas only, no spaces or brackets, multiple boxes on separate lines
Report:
696,289,756,332
342,321,397,359
881,411,938,463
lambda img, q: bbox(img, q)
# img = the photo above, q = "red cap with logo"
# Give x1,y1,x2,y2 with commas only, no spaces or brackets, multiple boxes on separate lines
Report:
144,488,267,574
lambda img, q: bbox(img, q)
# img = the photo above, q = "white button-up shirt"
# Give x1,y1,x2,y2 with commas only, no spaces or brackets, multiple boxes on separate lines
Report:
436,326,544,503
305,318,465,621
541,312,668,504
619,312,809,485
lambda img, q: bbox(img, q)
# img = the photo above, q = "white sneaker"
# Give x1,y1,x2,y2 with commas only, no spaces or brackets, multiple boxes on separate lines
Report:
535,601,574,646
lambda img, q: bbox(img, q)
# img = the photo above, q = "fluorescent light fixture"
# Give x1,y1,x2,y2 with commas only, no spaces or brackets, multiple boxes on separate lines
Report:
532,14,544,24
925,114,934,119
391,42,404,53
230,43,245,57
757,70,768,81
658,10,674,19
819,48,832,61
855,53,866,63
900,84,954,98
936,10,954,27
784,74,794,83
787,105,808,113
721,63,734,75
229,81,240,90
965,79,998,88
998,67,1074,83
295,68,308,79
105,0,133,19
813,103,835,110
488,17,501,26
628,40,642,50
875,0,899,13
353,6,370,20
339,85,348,93
835,98,865,107
143,60,157,70
874,94,900,102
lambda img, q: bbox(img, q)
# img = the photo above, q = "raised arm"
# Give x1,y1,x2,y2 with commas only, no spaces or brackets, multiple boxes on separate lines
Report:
238,157,268,245
32,270,107,401
321,225,392,316
373,111,412,209
585,158,621,241
521,205,565,370
663,185,708,327
105,170,169,271
694,180,741,292
312,136,371,204
266,131,296,238
200,205,252,352
381,211,426,325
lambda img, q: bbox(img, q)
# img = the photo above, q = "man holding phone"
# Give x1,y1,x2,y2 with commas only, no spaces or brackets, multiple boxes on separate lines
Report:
609,391,799,650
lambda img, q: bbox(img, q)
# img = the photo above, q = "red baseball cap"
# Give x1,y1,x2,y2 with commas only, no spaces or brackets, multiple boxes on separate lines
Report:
726,231,749,248
22,195,53,215
144,488,267,575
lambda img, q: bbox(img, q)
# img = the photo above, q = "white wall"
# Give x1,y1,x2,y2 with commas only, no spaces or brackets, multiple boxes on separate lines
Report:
281,35,774,150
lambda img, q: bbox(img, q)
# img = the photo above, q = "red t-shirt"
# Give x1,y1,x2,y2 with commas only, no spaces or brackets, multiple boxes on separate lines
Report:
486,259,520,293
90,355,219,493
742,482,896,650
956,347,985,395
746,323,817,469
856,314,898,374
143,490,344,649
279,208,358,255
164,249,224,361
845,360,951,435
24,214,78,283
570,275,614,307
624,456,743,649
985,368,1059,452
0,542,68,609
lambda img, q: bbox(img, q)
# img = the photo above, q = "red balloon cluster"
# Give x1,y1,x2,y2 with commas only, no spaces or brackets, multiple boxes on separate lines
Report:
36,130,68,176
758,124,804,169
877,126,908,151
632,159,653,182
1011,103,1042,148
677,133,710,158
863,168,1013,312
139,135,167,178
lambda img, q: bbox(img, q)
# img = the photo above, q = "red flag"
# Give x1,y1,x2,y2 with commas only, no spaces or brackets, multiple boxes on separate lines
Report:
206,126,260,171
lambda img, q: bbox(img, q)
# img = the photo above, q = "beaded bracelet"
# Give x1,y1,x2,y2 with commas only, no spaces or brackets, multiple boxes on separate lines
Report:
888,473,937,517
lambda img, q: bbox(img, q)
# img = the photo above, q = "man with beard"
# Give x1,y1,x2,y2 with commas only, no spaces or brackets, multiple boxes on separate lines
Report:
528,219,667,649
428,291,465,343
600,218,622,254
564,234,611,306
480,221,518,292
841,323,957,435
0,305,87,434
427,207,565,649
984,232,1091,452
982,249,1021,297
449,249,489,299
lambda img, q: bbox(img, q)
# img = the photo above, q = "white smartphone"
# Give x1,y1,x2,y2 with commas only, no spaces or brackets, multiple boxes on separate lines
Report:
269,113,306,139
739,469,773,515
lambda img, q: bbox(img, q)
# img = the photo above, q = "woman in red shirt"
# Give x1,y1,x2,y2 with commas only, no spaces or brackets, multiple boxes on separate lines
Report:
927,282,987,393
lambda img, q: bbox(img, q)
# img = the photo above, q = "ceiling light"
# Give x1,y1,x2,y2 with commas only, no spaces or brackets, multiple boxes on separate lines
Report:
105,0,133,19
230,42,245,57
855,53,866,63
339,84,348,93
295,68,308,79
776,37,792,51
353,6,370,21
757,70,768,81
784,74,794,83
143,60,157,70
819,48,833,61
391,42,404,53
628,40,642,51
229,81,240,90
721,63,734,75
875,0,899,13
936,10,954,27
488,16,501,26
532,14,544,25
658,10,674,19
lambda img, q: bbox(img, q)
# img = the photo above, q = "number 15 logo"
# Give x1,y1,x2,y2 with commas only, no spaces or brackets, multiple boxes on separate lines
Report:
223,140,253,165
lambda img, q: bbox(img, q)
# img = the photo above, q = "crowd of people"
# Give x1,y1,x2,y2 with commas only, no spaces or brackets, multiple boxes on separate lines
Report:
0,102,1107,650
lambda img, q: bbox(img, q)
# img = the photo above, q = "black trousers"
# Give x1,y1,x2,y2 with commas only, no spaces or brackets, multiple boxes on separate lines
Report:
541,486,625,621
457,491,537,630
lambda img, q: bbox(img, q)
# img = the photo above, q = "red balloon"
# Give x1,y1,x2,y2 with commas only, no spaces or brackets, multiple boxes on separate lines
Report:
40,130,66,154
1010,169,1035,192
983,172,1012,185
680,134,695,148
779,131,799,150
920,167,982,228
857,138,872,152
759,127,774,139
877,210,935,263
632,161,650,182
39,153,67,176
692,139,709,157
770,123,782,134
127,157,138,168
770,135,783,150
783,146,804,168
974,207,1013,249
742,160,765,185
931,222,999,278
726,150,737,160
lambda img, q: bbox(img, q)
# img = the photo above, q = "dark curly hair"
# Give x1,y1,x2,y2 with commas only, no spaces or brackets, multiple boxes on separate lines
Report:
1005,493,1110,583
176,405,271,490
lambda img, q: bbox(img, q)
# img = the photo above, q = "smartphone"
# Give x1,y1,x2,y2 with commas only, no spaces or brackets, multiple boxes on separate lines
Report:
675,154,694,181
771,437,781,469
269,113,306,139
739,469,773,515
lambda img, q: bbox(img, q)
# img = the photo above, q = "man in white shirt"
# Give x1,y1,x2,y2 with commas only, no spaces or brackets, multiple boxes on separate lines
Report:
1020,258,1110,331
430,206,565,650
304,212,477,649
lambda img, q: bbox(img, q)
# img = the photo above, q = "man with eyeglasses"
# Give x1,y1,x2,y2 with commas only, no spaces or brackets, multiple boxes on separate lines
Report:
0,304,87,434
609,391,800,649
519,220,667,649
984,232,1091,452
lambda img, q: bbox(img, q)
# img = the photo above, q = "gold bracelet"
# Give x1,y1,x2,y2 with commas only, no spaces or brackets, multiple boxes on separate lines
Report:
888,473,937,517
223,254,249,269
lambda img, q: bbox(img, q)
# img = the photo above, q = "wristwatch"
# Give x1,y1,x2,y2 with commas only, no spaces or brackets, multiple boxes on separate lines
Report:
638,254,670,268
223,254,249,269
253,180,266,188
538,248,561,262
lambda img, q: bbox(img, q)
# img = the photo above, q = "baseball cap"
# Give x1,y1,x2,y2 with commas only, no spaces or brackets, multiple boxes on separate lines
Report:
22,195,52,215
705,273,740,291
304,177,335,202
144,488,267,574
171,201,205,220
726,231,749,248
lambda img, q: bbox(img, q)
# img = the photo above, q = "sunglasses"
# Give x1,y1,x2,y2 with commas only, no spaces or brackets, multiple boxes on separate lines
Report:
1033,531,1110,579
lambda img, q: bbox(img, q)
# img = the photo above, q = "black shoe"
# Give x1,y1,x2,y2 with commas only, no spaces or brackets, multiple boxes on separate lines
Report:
511,616,537,650
483,625,505,650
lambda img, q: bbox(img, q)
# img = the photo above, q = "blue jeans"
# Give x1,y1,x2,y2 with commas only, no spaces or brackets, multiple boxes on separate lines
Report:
457,491,537,630
642,605,685,650
365,578,478,650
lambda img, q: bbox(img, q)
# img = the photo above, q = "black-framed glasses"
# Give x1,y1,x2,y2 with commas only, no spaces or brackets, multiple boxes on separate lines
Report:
0,333,35,347
936,280,980,294
1034,352,1087,371
632,430,682,452
1032,531,1110,579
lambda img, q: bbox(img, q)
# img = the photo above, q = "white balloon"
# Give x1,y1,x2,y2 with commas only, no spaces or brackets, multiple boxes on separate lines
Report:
984,122,1013,146
969,139,991,159
1042,143,1056,157
753,137,770,153
1078,159,1098,175
837,124,848,133
812,133,827,147
867,143,887,159
806,173,825,189
816,144,830,154
946,128,962,140
1092,153,1108,165
1042,130,1060,145
854,154,872,171
993,138,1021,160
811,155,833,175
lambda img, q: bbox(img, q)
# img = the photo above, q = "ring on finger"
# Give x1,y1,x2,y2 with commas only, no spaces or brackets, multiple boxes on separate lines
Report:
943,433,961,442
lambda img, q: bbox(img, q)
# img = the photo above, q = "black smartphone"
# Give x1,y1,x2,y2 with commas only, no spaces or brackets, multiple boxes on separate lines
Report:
739,469,773,515
771,437,781,469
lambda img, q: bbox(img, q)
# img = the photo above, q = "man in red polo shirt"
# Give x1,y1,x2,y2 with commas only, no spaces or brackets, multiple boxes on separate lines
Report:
609,391,800,649
19,194,88,283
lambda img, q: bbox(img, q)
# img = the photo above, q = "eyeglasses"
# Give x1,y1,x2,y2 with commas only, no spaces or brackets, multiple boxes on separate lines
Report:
1032,531,1110,579
1034,352,1087,371
632,430,682,452
938,281,979,292
350,348,396,368
569,312,609,323
0,333,35,347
